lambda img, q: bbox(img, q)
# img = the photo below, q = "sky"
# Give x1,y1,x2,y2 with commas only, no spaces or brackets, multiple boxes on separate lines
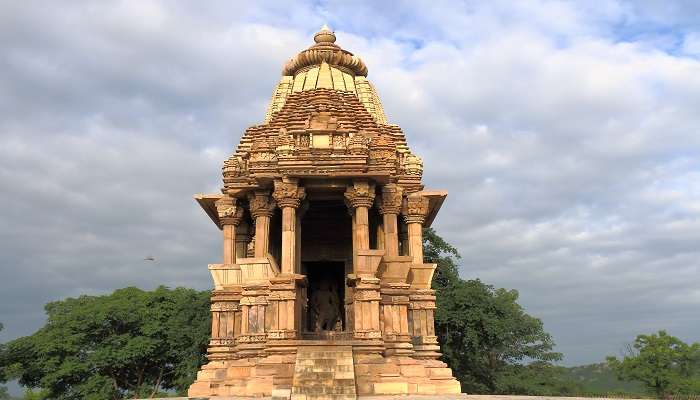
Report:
1,0,699,368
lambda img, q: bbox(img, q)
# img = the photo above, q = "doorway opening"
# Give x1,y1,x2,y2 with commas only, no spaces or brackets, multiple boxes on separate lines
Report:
304,261,346,333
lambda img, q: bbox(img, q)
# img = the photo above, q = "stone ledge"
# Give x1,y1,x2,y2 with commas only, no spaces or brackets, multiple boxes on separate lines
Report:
136,395,647,400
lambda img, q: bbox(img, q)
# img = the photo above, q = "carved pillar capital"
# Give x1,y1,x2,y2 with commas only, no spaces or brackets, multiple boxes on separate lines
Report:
377,183,403,215
247,190,276,219
272,178,306,209
344,180,376,209
215,196,244,226
402,194,429,225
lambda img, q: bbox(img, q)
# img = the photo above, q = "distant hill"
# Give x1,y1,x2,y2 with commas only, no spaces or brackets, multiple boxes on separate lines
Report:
564,362,646,396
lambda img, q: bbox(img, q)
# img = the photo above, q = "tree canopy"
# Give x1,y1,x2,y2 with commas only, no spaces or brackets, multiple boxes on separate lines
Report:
424,228,564,394
607,330,700,397
0,287,210,399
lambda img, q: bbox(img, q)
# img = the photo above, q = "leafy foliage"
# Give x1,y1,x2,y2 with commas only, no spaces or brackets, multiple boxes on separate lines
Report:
564,362,645,395
424,228,563,394
607,330,700,397
495,362,583,396
0,323,9,400
0,287,210,400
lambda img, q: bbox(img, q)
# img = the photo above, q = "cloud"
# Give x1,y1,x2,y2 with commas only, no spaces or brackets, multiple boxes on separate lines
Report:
1,0,699,368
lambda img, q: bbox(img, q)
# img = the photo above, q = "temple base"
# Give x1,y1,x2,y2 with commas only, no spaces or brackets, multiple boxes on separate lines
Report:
188,340,461,397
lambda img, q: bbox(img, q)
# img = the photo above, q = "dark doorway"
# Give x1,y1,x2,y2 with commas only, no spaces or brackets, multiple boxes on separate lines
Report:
304,261,345,332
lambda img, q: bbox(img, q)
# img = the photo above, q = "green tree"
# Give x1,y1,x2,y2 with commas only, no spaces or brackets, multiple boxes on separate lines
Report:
607,330,700,398
0,322,9,400
424,228,563,394
495,361,583,396
0,287,210,399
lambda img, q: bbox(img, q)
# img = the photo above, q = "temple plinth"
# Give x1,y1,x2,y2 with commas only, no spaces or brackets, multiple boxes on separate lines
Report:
189,26,461,398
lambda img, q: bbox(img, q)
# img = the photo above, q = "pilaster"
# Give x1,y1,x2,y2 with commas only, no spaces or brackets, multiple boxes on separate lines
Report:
267,178,307,348
408,289,442,359
208,288,244,361
236,282,270,358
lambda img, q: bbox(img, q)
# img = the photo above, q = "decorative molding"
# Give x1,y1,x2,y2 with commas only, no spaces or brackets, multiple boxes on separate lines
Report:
402,194,429,225
272,178,306,209
215,196,244,225
247,190,276,218
344,180,376,209
377,183,403,215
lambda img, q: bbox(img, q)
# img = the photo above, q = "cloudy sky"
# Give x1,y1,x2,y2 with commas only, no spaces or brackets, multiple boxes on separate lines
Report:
1,0,699,367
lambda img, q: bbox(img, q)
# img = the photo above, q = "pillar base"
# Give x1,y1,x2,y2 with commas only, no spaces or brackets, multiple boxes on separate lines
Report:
384,333,415,356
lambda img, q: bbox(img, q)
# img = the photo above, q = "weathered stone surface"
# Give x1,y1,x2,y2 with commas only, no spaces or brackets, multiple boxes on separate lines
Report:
188,26,457,398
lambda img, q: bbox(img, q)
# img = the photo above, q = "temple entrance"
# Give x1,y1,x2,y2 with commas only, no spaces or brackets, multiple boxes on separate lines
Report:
304,261,345,333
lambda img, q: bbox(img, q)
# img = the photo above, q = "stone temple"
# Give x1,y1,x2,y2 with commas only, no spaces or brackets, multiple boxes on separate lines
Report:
189,26,462,398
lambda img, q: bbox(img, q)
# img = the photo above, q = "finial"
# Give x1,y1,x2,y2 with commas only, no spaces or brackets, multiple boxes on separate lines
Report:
314,24,336,44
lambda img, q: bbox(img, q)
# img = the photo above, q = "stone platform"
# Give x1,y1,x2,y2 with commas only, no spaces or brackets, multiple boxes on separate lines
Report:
139,395,646,400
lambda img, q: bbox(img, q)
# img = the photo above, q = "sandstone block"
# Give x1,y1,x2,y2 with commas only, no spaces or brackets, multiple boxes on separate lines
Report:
373,381,409,394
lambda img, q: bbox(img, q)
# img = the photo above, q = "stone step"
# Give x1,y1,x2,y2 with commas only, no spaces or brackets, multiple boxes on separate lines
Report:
292,345,357,400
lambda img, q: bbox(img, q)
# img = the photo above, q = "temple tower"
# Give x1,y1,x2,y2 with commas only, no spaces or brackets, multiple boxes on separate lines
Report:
189,26,461,398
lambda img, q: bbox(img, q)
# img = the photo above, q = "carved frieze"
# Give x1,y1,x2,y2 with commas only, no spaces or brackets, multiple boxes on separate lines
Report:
344,180,376,209
247,190,276,218
211,301,241,312
402,194,429,225
377,183,403,215
222,155,245,178
348,131,369,155
272,179,306,209
275,128,295,156
215,196,244,225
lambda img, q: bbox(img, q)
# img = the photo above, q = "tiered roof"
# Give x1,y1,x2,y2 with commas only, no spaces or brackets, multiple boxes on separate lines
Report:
221,26,425,194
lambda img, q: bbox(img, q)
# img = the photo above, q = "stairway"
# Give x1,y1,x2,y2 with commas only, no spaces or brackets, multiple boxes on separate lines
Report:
291,344,357,400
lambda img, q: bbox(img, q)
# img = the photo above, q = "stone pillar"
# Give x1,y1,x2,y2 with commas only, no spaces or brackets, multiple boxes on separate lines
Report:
248,190,276,258
345,180,375,259
378,183,403,257
402,193,429,264
208,196,245,361
272,178,306,275
377,185,412,357
235,221,251,262
399,221,408,257
215,196,244,264
266,178,307,344
345,181,384,354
